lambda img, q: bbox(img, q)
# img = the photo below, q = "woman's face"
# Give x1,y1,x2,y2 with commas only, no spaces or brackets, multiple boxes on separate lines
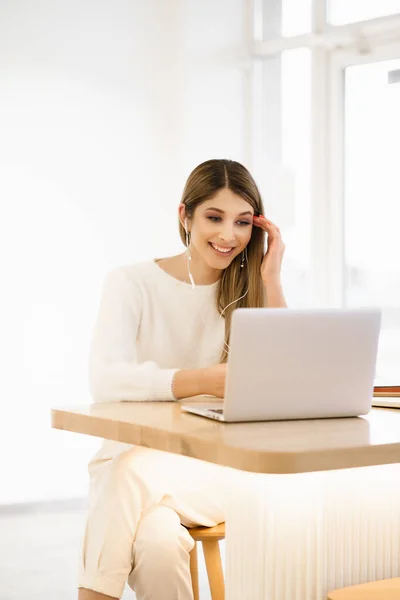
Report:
187,188,254,270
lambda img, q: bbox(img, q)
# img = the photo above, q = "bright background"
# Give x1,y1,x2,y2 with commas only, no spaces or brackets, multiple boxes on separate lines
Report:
1,0,399,504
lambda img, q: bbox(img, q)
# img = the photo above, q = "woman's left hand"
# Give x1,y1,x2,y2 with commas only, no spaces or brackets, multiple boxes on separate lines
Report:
253,215,286,283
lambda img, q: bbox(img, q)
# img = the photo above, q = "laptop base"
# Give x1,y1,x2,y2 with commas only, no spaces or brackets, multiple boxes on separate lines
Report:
181,403,225,421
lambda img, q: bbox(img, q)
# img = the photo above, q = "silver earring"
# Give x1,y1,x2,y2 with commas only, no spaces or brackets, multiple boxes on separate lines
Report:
185,220,192,261
240,247,247,268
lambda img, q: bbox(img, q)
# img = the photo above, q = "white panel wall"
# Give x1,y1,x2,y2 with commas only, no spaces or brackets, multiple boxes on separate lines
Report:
180,0,248,169
0,0,248,503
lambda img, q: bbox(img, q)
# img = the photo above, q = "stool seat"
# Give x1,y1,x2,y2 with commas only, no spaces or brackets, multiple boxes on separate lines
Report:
328,578,400,600
188,523,225,600
189,523,226,542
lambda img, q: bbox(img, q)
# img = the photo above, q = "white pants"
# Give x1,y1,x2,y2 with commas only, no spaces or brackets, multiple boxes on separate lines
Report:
78,443,234,599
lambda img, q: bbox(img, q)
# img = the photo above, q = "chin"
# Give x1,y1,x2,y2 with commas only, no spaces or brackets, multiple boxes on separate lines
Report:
206,259,232,271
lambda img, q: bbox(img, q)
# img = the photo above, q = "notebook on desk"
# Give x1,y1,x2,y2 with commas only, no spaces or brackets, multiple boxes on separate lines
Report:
372,380,400,408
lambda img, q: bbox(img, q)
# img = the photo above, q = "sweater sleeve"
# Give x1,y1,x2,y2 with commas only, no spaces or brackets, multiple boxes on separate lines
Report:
88,267,178,403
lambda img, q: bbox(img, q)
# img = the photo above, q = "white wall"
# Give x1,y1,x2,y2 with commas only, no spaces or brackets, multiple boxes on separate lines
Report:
0,0,249,503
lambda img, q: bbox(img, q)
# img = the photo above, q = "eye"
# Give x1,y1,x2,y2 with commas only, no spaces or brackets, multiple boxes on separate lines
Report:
207,216,252,226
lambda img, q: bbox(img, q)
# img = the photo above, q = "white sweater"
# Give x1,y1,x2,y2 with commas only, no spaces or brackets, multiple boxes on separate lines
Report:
89,259,225,403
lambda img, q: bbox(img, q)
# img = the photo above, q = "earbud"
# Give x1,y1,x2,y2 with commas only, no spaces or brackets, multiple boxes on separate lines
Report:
185,219,195,289
184,217,192,266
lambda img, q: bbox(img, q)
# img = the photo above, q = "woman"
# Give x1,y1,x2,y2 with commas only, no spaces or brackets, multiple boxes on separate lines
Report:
78,159,287,600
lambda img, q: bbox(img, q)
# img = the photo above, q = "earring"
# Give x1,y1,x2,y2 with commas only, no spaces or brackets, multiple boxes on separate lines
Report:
240,247,247,268
184,219,192,261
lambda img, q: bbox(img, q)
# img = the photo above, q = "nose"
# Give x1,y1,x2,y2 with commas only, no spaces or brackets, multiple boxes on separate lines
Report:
218,221,235,242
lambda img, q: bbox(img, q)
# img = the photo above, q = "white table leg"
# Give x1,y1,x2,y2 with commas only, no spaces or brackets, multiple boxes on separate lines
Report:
225,464,400,600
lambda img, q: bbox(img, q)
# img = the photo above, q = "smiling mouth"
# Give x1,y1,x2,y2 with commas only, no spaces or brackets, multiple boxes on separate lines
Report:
209,242,235,257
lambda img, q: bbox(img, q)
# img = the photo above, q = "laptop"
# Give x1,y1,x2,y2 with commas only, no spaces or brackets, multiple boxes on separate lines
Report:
181,307,382,422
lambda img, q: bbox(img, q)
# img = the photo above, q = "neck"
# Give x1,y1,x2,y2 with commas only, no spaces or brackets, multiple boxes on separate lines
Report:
182,250,221,286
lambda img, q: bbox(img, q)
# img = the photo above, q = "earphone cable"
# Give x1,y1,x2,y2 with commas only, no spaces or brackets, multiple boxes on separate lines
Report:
186,252,249,355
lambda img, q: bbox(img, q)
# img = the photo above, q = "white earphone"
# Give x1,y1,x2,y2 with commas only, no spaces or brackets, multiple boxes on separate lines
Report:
184,218,195,289
183,214,249,355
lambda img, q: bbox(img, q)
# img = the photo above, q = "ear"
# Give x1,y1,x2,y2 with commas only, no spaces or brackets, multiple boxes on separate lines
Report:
179,203,190,231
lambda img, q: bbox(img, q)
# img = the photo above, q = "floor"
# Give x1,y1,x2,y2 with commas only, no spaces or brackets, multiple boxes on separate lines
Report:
0,501,219,600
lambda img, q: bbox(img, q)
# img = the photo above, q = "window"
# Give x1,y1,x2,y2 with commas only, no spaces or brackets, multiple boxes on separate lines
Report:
256,0,312,39
281,49,312,306
283,0,312,36
344,57,400,378
254,0,400,375
328,0,400,25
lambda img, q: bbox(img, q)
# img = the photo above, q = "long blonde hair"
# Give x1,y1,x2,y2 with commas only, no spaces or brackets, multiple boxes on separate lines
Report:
178,159,266,362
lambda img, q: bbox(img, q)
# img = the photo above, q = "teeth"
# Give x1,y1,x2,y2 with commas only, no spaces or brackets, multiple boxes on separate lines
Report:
211,243,233,253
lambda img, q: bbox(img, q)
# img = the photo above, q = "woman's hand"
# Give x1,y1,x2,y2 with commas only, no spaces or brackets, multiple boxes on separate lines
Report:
201,363,227,398
173,363,227,399
253,215,286,284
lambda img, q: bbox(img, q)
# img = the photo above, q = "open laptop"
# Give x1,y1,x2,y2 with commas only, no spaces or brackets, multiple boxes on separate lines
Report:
181,307,382,422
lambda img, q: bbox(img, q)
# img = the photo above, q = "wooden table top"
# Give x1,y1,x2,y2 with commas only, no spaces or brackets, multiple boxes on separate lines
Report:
51,400,400,474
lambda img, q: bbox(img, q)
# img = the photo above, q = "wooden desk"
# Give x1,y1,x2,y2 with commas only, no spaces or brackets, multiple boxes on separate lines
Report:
51,403,400,600
51,402,400,474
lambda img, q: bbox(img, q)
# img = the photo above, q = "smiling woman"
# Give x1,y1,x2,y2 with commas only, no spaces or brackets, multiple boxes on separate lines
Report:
174,158,286,361
80,158,287,600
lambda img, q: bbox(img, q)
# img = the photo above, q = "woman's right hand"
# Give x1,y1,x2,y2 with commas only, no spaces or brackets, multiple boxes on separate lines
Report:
201,363,227,398
172,363,227,400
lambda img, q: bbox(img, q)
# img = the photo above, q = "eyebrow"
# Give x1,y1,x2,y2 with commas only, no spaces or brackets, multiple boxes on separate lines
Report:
205,207,253,216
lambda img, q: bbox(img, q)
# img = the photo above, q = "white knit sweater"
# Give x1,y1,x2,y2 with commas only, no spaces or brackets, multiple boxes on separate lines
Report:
89,259,225,403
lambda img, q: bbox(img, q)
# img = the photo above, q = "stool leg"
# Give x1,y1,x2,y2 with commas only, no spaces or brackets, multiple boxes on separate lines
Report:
190,542,200,600
202,540,225,600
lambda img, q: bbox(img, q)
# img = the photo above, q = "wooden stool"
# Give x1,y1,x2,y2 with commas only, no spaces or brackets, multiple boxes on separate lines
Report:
188,522,225,600
327,578,400,599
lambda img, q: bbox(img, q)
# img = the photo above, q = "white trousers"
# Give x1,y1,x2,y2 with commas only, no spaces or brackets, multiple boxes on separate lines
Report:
78,443,234,599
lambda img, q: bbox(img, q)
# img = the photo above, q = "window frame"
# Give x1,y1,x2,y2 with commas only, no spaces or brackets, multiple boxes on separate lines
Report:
248,0,400,307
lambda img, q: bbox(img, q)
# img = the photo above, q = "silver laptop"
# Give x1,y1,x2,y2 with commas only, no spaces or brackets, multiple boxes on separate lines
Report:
181,307,382,422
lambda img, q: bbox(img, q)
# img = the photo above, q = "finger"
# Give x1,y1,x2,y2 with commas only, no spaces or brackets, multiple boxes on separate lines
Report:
252,218,267,231
260,215,279,226
253,215,272,230
264,223,281,237
252,218,265,230
254,217,280,237
263,218,281,233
